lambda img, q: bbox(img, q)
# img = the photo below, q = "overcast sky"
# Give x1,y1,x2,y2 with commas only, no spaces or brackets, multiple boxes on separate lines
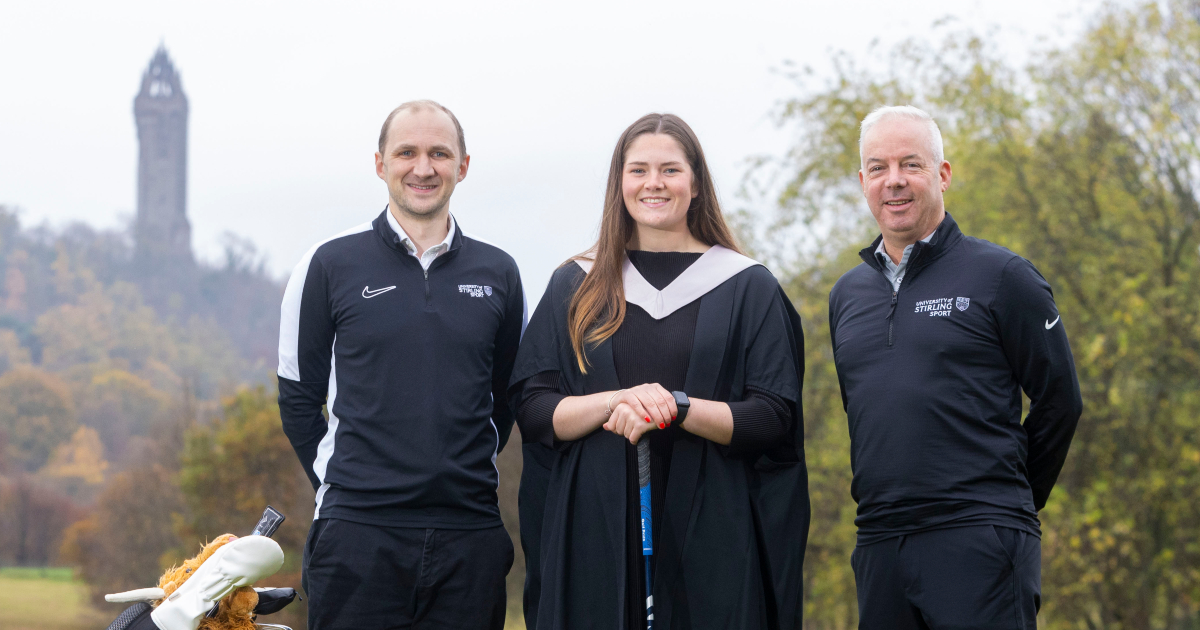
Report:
1,0,1101,303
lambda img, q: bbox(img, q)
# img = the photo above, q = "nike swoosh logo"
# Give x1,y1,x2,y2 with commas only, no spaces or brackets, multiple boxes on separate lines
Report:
362,285,396,299
1045,315,1060,330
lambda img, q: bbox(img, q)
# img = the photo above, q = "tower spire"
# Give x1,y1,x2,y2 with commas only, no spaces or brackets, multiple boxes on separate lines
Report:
133,44,193,271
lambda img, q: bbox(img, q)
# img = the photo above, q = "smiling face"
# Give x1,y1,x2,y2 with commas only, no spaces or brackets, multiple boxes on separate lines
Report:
374,107,469,220
621,133,698,237
859,116,951,248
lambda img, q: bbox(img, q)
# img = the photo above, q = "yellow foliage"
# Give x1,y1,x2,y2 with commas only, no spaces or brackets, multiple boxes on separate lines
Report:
0,367,77,471
40,426,109,485
0,329,30,372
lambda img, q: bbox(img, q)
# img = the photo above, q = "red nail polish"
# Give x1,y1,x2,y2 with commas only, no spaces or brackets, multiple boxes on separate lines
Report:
672,415,676,420
658,423,664,429
645,417,651,423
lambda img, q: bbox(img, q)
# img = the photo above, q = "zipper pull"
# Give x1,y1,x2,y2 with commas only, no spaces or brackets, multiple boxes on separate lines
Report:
887,291,898,319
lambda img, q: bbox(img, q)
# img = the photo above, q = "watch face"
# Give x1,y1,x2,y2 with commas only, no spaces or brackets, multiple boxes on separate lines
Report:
672,391,690,407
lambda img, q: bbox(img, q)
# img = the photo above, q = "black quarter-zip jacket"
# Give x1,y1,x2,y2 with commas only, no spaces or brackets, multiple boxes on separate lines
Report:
278,209,525,529
829,213,1082,545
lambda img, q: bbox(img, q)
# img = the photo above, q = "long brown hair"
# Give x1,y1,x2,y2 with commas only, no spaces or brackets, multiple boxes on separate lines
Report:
566,113,742,372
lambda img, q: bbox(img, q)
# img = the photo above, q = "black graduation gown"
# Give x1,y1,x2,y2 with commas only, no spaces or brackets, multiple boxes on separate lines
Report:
511,260,810,630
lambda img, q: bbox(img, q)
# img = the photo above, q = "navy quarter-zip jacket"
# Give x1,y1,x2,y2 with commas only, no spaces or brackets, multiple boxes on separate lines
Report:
829,213,1082,545
278,209,525,529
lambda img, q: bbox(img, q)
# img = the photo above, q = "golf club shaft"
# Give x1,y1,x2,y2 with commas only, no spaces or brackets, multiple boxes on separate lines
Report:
638,439,654,629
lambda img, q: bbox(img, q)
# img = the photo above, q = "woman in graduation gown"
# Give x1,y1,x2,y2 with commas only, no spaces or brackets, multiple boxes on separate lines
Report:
511,113,809,630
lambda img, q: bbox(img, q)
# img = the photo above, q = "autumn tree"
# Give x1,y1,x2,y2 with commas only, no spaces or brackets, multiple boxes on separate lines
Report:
754,2,1200,628
39,426,110,500
58,464,186,603
0,366,76,471
179,385,312,548
72,368,170,467
0,474,83,566
178,384,315,628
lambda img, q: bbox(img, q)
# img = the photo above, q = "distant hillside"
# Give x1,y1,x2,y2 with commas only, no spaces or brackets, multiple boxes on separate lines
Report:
0,203,286,567
0,205,282,381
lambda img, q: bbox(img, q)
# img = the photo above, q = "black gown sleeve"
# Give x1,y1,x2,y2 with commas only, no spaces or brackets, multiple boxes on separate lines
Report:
727,385,793,458
732,267,806,465
514,370,567,449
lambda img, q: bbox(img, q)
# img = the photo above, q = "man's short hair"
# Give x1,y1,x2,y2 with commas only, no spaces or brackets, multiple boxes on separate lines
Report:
378,100,467,159
859,105,945,168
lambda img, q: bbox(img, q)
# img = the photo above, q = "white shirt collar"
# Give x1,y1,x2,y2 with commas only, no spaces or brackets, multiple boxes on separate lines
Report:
386,206,456,268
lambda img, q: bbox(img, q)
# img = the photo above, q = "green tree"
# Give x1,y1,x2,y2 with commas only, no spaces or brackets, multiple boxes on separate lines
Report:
756,2,1200,628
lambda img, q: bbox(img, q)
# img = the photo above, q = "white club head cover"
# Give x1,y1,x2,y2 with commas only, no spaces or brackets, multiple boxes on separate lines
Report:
105,587,167,603
150,536,284,630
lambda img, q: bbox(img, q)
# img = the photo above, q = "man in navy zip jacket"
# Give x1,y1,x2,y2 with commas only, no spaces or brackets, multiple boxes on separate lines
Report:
829,105,1082,629
278,100,524,630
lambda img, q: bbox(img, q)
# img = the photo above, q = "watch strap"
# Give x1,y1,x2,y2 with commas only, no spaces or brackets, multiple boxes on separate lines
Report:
671,391,690,425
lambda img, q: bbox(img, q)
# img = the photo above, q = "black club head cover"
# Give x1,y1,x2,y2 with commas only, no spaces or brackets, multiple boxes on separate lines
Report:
253,587,298,616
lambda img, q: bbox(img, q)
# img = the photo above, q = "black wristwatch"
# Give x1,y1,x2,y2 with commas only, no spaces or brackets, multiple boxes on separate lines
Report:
671,391,691,425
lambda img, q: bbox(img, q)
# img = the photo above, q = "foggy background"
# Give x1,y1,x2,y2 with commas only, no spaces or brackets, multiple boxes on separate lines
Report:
2,0,1096,299
10,2,1197,630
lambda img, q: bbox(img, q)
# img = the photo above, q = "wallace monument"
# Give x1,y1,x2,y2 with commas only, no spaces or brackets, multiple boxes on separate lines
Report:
133,45,195,274
125,46,282,366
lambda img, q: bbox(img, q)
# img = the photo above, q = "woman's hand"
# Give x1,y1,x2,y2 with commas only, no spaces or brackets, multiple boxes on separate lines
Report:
603,383,678,444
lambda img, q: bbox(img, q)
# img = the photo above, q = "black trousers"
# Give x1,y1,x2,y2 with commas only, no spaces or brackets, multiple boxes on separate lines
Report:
853,525,1041,630
302,518,514,630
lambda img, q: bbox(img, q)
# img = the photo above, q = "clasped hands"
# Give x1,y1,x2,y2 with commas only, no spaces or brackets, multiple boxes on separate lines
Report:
602,383,678,445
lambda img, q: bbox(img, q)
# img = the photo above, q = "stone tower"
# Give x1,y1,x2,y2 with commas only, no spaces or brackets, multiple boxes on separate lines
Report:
133,45,193,269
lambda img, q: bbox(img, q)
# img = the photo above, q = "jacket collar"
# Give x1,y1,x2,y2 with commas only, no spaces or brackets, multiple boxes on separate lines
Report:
859,211,963,274
373,206,464,255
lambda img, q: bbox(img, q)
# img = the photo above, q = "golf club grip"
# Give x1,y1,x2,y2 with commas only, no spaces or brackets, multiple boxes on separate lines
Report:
637,440,652,555
637,439,651,489
251,506,285,538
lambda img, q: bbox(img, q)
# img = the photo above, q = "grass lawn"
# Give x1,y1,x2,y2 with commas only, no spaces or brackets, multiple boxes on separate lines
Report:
0,567,527,630
0,568,112,630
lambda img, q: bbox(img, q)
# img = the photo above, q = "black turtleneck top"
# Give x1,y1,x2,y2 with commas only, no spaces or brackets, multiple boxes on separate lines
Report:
515,250,791,628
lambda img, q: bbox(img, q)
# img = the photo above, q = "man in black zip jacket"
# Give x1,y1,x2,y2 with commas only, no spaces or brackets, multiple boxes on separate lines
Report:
829,106,1082,629
277,100,524,630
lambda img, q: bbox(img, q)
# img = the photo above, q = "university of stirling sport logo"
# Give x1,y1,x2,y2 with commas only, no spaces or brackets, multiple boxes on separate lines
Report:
915,297,970,317
458,285,493,298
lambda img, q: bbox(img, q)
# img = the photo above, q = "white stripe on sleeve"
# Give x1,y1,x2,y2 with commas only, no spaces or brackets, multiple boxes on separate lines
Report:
313,337,340,519
278,221,372,381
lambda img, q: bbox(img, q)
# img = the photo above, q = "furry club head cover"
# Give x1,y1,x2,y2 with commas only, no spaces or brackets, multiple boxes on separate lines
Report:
105,534,285,630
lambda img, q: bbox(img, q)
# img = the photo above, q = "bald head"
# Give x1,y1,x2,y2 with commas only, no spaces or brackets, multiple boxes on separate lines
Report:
378,100,466,159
